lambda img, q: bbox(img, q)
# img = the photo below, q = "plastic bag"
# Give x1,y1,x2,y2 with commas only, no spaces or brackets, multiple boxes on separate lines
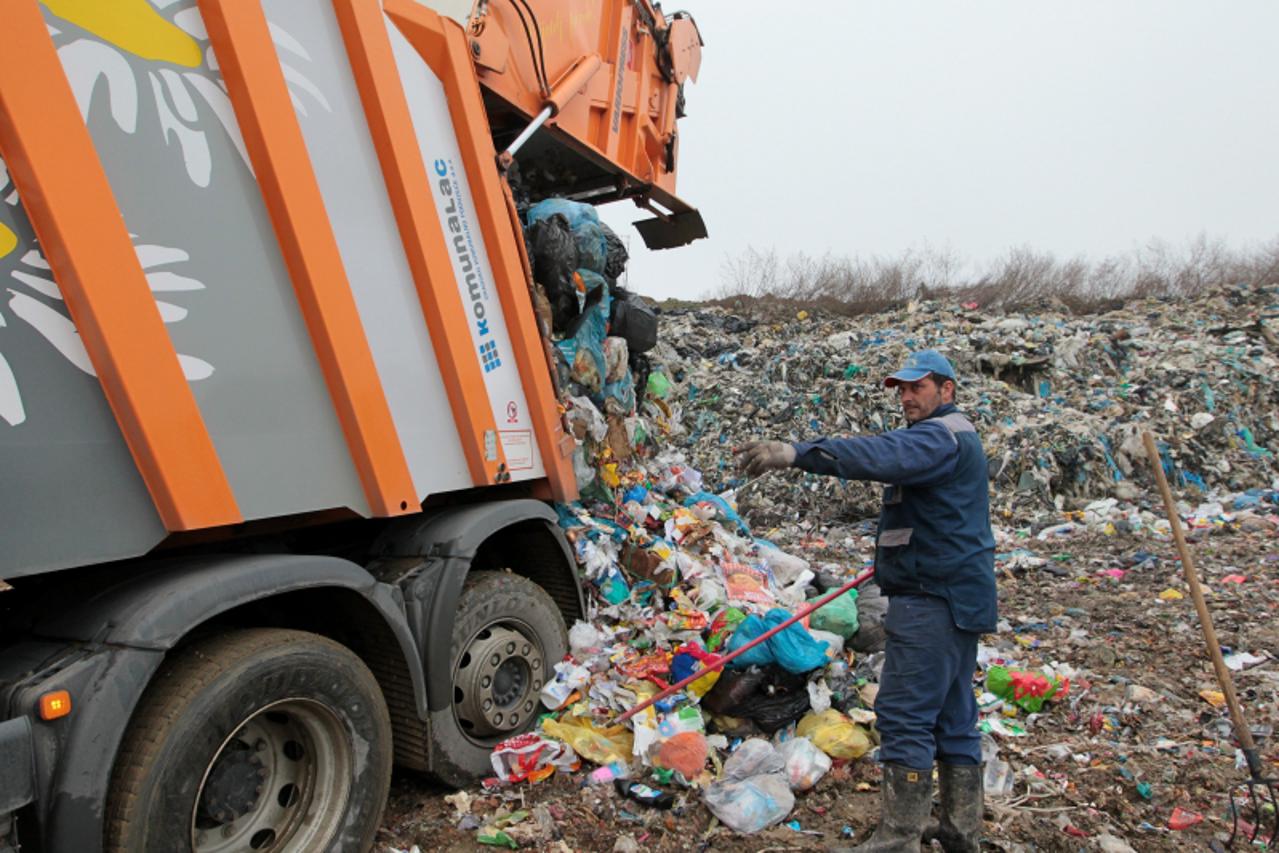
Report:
573,221,609,274
809,588,860,639
985,665,1069,713
702,774,794,834
723,738,785,780
778,736,832,791
555,272,610,397
525,214,579,332
796,709,871,760
600,220,628,280
489,732,580,784
700,666,768,716
725,609,830,674
526,197,599,230
748,686,811,733
541,714,633,766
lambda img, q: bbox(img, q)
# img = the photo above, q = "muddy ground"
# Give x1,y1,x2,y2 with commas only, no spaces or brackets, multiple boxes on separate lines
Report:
377,520,1278,852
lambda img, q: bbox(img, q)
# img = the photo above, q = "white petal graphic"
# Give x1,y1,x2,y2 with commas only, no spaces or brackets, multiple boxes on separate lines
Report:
288,90,308,118
149,73,211,187
4,191,17,207
8,290,95,376
135,244,190,267
281,62,331,112
155,300,188,322
205,45,219,72
158,68,199,122
20,250,50,270
47,24,61,36
184,73,252,173
151,0,184,8
269,22,312,61
0,157,8,189
173,7,208,40
178,354,214,380
11,270,62,300
0,351,25,426
58,40,138,133
146,270,205,292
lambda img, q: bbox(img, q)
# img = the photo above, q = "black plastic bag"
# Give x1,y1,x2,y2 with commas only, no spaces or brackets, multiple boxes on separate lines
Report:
601,221,629,280
611,298,658,354
526,214,579,333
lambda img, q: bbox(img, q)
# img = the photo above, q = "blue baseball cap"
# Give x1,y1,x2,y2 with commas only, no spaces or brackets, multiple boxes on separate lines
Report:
883,349,957,387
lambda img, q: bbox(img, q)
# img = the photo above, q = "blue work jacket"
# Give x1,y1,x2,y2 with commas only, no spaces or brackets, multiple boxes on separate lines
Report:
790,403,997,633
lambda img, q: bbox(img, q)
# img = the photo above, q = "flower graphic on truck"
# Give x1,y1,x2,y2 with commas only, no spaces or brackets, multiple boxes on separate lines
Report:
0,157,213,427
42,0,330,188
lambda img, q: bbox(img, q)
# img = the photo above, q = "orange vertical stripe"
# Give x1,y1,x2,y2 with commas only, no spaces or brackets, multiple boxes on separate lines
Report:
0,0,240,530
385,0,578,501
199,0,417,517
332,0,505,488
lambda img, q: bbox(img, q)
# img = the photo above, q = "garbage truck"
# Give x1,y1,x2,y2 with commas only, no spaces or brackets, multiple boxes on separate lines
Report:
0,0,702,849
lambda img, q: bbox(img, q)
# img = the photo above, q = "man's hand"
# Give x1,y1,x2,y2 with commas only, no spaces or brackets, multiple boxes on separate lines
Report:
735,440,797,476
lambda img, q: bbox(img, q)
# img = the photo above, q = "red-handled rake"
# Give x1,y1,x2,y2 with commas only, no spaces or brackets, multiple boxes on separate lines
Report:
612,566,877,725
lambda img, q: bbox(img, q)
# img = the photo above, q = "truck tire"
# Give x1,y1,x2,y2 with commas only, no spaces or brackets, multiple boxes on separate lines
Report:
105,628,392,853
429,571,568,786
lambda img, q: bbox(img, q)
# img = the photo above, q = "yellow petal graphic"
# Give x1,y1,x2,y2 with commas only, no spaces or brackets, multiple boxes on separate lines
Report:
0,223,17,259
43,0,202,68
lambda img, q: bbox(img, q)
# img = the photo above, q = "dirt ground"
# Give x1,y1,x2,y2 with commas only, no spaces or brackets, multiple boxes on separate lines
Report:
377,520,1279,852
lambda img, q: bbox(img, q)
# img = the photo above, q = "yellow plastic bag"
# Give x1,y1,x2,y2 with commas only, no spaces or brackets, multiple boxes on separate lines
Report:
542,714,633,766
796,709,871,760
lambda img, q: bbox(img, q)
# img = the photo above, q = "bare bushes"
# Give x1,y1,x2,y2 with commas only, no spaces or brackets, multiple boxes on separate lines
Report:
714,235,1279,315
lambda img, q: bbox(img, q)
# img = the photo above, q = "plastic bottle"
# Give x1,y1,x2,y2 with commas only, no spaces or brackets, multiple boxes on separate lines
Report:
613,780,674,809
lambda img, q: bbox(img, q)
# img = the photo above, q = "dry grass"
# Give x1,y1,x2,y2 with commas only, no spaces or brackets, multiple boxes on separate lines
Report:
712,235,1279,316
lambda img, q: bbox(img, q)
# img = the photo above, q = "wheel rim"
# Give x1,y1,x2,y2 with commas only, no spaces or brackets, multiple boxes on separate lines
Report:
191,699,352,852
453,622,545,742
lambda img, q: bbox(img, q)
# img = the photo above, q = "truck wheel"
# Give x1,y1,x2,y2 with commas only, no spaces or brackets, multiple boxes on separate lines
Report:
105,628,392,853
429,571,568,786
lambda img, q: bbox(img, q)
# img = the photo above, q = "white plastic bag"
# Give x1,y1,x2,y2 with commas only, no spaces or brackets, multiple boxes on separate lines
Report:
778,736,831,791
702,773,794,833
723,738,784,780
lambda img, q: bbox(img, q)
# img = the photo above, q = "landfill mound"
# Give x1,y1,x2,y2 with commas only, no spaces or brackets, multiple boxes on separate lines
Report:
380,215,1279,851
659,284,1279,540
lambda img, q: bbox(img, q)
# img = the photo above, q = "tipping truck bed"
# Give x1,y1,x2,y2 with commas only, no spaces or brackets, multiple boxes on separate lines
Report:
0,2,703,850
0,0,701,579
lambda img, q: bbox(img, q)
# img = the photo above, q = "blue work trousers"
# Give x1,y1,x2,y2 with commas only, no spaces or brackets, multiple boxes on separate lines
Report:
874,594,981,769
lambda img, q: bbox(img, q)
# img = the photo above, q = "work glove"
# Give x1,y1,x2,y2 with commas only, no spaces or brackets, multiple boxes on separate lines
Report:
735,440,797,476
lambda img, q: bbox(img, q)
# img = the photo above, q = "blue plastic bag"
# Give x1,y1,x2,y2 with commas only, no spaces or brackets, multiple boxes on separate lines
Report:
527,197,599,230
725,609,830,674
554,272,610,397
574,221,609,274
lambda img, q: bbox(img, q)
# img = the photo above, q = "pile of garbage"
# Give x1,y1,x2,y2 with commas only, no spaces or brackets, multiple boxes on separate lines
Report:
471,198,1279,843
492,198,886,836
662,284,1279,533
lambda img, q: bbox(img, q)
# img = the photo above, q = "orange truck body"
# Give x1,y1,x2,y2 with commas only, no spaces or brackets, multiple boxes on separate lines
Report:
0,0,703,579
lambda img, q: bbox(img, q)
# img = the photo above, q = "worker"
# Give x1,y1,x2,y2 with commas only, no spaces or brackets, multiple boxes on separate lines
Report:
736,349,996,853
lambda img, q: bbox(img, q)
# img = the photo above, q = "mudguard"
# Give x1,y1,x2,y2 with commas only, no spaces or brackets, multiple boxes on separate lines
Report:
371,499,583,710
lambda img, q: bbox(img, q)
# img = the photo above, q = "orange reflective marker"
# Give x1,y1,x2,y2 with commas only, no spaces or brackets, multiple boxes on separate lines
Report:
38,690,72,721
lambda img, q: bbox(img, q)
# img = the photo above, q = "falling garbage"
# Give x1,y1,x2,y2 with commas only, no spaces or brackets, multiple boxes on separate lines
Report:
378,225,1279,850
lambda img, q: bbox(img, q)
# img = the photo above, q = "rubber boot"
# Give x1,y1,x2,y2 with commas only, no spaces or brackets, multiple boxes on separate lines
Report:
921,762,984,852
833,763,933,852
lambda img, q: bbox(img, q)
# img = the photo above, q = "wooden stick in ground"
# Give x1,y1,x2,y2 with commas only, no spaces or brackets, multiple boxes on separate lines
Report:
1142,431,1259,759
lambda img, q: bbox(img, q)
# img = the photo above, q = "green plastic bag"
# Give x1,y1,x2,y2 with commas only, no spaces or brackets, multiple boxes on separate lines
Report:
985,664,1069,713
809,589,859,639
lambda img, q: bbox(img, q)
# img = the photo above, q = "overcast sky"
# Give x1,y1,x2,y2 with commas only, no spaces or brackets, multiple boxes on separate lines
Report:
597,1,1279,301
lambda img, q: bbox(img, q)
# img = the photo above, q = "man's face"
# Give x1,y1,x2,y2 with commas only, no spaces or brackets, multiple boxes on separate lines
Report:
897,375,950,423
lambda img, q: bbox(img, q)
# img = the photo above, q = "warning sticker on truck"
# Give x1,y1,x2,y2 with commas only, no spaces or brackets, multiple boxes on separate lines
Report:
500,430,534,471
